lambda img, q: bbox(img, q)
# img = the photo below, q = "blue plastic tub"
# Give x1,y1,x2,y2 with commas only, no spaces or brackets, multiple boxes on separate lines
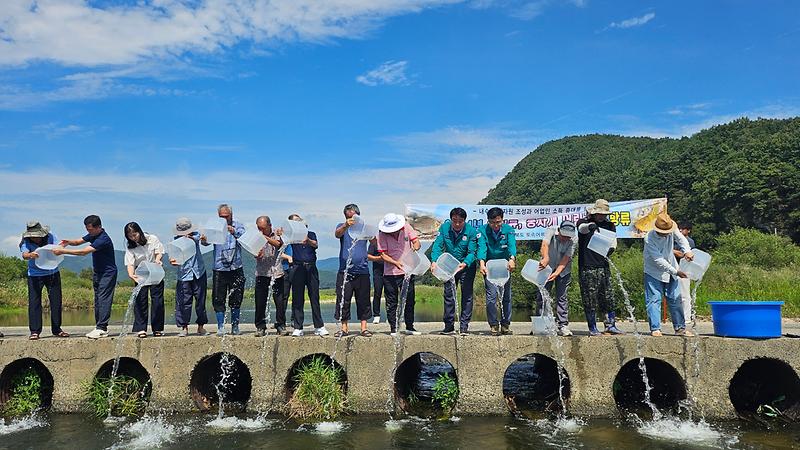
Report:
708,301,784,338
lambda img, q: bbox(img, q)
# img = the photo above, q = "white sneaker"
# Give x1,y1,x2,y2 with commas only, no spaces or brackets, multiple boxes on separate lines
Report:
315,327,330,337
291,329,304,337
85,329,108,339
372,316,380,324
390,332,397,337
557,326,573,337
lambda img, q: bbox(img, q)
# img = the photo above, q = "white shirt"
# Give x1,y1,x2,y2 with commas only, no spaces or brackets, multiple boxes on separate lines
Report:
124,233,165,269
643,229,691,282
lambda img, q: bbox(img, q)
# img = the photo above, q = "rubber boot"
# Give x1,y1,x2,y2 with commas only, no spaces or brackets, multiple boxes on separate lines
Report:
216,311,226,336
231,308,241,335
585,311,600,336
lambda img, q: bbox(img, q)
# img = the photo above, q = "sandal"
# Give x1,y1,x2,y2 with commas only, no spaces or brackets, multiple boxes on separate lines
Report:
334,330,348,338
56,331,70,338
137,331,147,338
153,331,163,337
360,330,373,338
29,333,39,340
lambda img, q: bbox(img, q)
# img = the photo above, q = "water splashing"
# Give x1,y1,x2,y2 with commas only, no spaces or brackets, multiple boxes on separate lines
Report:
105,285,142,420
109,415,184,450
0,414,46,435
609,260,658,419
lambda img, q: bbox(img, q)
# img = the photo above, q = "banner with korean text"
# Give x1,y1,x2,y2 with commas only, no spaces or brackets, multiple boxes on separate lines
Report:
405,198,668,241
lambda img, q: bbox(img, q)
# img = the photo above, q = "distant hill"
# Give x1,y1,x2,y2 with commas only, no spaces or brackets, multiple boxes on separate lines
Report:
482,117,800,246
60,249,340,289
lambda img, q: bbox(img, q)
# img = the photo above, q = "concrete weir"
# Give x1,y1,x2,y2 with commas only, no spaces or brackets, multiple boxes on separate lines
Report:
1,323,799,419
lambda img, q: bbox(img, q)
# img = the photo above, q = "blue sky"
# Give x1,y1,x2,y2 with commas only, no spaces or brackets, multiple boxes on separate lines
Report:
1,0,798,258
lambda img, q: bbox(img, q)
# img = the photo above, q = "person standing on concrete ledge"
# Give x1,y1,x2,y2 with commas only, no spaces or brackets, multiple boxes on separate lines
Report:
378,212,422,336
673,221,696,324
430,207,479,336
644,213,694,337
202,203,246,336
477,207,516,336
124,221,165,338
576,199,624,337
536,220,577,337
334,204,373,338
253,215,285,337
53,215,117,339
289,214,328,337
20,221,68,340
169,218,208,337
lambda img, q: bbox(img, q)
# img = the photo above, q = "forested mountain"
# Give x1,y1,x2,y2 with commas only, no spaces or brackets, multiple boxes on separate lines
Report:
483,117,800,245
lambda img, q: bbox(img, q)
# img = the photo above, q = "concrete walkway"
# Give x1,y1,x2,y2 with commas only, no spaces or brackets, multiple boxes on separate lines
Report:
2,319,799,339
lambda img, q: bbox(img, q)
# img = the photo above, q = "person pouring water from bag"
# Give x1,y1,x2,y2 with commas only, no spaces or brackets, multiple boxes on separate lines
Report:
123,222,165,338
20,221,68,340
536,220,577,337
201,204,246,336
53,215,117,339
169,218,209,337
643,213,694,337
430,207,479,336
477,207,516,336
576,199,624,336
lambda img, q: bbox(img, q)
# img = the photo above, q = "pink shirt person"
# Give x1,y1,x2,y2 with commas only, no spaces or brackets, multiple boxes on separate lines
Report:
378,223,419,277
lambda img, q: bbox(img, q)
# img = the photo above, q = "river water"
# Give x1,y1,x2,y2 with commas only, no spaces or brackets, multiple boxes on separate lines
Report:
1,412,798,449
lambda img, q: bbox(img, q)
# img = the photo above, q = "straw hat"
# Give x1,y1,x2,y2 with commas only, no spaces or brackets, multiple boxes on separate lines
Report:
379,213,406,233
653,213,676,234
587,199,611,215
22,221,49,238
173,217,197,236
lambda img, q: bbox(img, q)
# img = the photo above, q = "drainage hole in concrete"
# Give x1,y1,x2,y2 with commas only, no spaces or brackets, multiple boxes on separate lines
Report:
394,352,458,419
0,358,54,416
189,353,252,413
613,358,686,418
502,353,570,418
729,357,800,425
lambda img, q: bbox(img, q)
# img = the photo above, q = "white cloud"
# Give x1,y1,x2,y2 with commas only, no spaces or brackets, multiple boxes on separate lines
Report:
471,0,586,20
608,12,655,29
0,125,538,257
0,0,460,67
356,60,412,86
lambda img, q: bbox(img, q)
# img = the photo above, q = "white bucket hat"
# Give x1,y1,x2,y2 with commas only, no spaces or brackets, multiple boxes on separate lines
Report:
379,213,406,233
173,217,197,236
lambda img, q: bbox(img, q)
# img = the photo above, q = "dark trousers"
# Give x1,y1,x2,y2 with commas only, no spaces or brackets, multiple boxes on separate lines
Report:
335,272,371,322
283,265,295,304
255,275,286,330
212,268,245,313
443,263,476,331
175,273,208,327
133,281,165,333
371,268,384,317
535,272,571,326
93,271,117,331
27,272,63,335
384,274,415,332
291,263,323,329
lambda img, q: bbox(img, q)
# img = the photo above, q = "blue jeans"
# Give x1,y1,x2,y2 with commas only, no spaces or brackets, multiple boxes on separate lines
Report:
644,273,685,332
484,277,511,327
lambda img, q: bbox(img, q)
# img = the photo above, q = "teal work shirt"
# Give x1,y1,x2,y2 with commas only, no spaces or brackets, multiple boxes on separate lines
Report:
430,220,478,266
477,223,517,261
